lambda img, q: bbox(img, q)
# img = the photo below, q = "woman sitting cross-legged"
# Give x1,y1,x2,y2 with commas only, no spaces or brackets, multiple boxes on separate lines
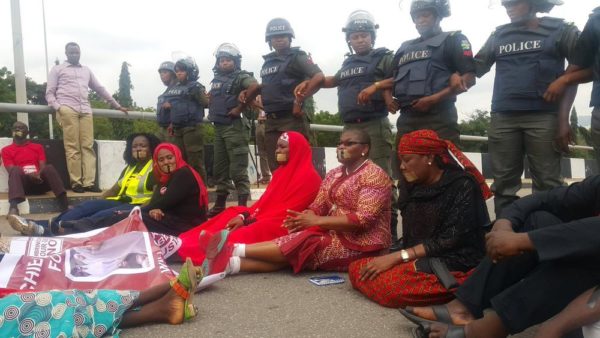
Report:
348,130,491,308
11,143,208,237
177,131,321,265
195,129,392,276
9,133,160,236
0,258,201,336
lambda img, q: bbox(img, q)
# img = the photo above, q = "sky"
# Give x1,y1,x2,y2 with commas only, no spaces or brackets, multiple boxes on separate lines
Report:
0,0,597,124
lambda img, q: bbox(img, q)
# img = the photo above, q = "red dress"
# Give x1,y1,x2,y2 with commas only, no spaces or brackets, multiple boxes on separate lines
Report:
177,132,321,265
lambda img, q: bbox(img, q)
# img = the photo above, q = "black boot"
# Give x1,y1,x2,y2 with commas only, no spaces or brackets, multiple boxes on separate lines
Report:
237,194,249,207
57,193,69,212
207,194,228,218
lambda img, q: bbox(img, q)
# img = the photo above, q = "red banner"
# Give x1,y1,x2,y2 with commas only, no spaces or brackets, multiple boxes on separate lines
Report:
0,209,177,292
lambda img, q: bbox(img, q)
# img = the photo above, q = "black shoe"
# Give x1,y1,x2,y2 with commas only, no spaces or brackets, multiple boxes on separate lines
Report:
84,186,102,193
72,185,85,193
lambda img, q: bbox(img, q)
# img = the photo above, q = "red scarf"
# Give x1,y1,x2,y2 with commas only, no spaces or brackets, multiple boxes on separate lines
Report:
398,130,493,200
177,131,322,264
152,143,208,209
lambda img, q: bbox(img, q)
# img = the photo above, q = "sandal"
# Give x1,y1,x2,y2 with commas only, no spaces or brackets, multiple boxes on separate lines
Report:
171,257,203,321
199,229,231,275
7,215,43,236
401,305,455,325
420,322,466,338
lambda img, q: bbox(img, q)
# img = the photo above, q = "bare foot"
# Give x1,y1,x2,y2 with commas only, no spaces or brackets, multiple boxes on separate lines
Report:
411,300,475,325
161,287,187,325
429,322,451,338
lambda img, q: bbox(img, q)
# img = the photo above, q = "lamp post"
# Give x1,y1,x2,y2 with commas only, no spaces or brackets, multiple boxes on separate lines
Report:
10,0,28,126
42,0,53,139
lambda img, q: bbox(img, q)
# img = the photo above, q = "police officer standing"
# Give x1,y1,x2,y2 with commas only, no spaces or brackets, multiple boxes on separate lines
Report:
156,61,177,142
474,0,579,215
240,18,324,171
207,43,259,217
304,10,400,244
161,58,209,183
358,0,475,146
545,6,600,168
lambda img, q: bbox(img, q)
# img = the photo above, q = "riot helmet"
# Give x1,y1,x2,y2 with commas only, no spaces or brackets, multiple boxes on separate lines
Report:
343,10,379,41
501,0,563,13
265,18,295,42
174,58,199,81
158,61,175,74
213,43,242,71
410,0,451,18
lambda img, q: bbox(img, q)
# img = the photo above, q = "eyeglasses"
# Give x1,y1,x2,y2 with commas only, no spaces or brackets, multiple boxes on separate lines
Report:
337,141,367,147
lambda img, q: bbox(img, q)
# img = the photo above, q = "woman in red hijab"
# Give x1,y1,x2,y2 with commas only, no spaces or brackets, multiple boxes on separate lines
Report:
41,143,208,237
177,131,321,265
348,129,491,309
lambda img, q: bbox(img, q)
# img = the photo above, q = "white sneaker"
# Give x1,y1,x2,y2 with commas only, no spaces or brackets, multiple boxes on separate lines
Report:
7,215,43,236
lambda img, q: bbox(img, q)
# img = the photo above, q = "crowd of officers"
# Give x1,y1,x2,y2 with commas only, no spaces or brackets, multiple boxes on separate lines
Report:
153,0,600,237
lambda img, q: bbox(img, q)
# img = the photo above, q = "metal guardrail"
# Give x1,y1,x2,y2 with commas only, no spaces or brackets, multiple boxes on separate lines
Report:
0,102,593,151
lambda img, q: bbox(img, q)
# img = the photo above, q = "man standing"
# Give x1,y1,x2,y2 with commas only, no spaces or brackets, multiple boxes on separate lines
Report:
156,61,178,142
240,18,324,171
358,0,476,146
46,42,128,193
474,0,579,215
2,122,68,216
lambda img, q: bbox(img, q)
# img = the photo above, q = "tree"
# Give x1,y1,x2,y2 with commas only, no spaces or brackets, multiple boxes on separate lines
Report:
458,110,491,152
570,106,579,136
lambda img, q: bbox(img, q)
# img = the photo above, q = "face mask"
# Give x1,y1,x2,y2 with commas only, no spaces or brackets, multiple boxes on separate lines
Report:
12,131,25,139
402,171,418,183
133,150,147,160
276,153,288,163
336,149,352,161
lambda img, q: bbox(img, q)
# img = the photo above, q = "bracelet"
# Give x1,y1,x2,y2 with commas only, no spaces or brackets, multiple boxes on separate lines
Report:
374,81,380,89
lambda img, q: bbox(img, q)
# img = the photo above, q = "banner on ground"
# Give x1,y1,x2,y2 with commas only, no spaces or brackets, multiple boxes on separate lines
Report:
0,209,181,292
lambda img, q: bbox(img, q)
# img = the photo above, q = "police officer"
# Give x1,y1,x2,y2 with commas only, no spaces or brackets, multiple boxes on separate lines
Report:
358,0,475,146
156,61,177,142
304,10,400,244
545,6,600,168
161,58,209,183
474,0,579,215
207,43,259,217
240,18,324,171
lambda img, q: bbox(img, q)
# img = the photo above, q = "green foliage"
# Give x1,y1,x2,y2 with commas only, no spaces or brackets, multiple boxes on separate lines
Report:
570,106,578,135
311,110,342,147
458,110,490,153
117,62,134,107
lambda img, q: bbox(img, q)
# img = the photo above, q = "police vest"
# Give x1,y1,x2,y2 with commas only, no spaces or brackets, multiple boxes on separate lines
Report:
393,32,455,108
491,17,567,112
157,85,174,127
209,71,247,125
162,81,205,126
260,47,305,114
337,48,389,122
590,8,600,107
106,160,153,205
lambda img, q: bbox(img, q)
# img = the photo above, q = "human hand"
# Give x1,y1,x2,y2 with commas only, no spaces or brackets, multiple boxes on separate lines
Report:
543,77,568,103
294,81,310,99
119,107,129,115
385,97,399,114
357,85,376,105
410,96,436,113
292,102,304,117
226,216,244,231
486,229,532,263
149,209,165,221
359,254,399,281
283,209,318,233
449,73,468,94
555,120,573,155
161,102,172,110
27,173,42,183
227,106,243,118
167,124,174,137
491,219,513,232
238,90,248,104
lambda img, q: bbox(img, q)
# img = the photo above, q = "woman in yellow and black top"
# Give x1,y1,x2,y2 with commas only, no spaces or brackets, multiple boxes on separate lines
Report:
8,133,160,236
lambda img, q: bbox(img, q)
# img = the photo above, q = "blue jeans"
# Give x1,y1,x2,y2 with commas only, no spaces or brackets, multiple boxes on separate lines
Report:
40,200,136,229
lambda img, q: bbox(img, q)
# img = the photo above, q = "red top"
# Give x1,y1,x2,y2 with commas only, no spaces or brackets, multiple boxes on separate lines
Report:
1,142,45,174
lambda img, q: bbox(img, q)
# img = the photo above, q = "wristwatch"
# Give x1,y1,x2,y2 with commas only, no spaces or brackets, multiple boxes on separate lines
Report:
400,249,410,263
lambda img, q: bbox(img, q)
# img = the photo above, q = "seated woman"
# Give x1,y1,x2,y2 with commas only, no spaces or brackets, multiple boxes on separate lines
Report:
0,258,201,336
197,129,392,276
348,129,491,308
12,143,208,237
177,131,321,265
8,133,160,236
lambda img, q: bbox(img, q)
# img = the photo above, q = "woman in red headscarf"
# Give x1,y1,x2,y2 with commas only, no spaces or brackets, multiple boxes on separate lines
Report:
348,129,492,309
44,143,208,237
177,131,321,265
